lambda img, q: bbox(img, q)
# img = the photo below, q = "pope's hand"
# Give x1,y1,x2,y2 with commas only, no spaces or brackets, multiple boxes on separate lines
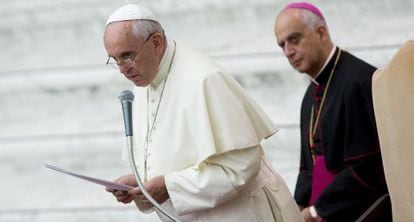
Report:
129,175,169,208
106,174,137,204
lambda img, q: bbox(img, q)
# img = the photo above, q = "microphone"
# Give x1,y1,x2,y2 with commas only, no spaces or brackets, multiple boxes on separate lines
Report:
117,90,180,222
118,90,134,137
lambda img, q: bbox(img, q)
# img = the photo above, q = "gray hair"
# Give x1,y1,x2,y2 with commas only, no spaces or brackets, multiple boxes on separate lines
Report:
298,9,329,32
132,19,165,39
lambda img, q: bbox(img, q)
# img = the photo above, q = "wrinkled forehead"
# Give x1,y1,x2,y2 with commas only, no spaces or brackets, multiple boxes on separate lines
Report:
103,21,143,57
104,22,139,45
276,9,303,27
275,9,307,39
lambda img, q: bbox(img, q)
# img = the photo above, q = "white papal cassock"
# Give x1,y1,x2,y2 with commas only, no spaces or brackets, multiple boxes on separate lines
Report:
125,39,303,222
372,40,414,222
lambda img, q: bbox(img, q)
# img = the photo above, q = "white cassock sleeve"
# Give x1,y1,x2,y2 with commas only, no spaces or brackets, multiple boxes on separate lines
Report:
164,145,262,216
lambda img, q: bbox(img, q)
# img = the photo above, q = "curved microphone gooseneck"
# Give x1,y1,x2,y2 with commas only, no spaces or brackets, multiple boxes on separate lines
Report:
118,90,180,222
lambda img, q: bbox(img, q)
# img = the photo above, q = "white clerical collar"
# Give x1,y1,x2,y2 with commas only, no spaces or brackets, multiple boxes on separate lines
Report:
309,46,336,85
150,39,176,88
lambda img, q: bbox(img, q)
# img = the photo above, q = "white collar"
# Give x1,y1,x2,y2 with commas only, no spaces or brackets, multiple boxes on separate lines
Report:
150,39,175,88
309,46,336,85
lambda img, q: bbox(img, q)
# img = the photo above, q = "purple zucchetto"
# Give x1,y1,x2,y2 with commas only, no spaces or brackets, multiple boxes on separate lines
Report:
285,2,325,20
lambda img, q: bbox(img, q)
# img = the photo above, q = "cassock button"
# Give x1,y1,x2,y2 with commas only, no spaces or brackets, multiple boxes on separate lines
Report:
147,152,151,157
150,99,156,103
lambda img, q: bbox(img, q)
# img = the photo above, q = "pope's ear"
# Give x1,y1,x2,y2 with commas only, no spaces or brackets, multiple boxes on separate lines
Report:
151,33,164,54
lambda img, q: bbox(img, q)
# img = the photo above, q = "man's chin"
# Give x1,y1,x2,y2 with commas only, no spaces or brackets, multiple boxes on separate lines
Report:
291,62,304,72
293,64,310,74
294,67,306,74
133,80,149,87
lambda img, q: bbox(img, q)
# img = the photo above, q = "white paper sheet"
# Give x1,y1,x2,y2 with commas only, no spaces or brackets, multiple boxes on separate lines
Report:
45,163,134,191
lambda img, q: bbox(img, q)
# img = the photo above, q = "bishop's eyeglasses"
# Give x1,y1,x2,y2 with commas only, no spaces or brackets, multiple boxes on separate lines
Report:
106,33,154,69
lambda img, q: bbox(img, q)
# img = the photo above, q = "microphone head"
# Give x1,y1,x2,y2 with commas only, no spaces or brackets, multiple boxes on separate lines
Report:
118,90,134,102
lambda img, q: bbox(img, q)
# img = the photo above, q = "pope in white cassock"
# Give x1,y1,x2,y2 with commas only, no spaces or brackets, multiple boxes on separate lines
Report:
103,4,303,222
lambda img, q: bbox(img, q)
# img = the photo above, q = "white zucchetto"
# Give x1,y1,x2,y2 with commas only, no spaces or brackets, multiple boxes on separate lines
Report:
105,4,158,26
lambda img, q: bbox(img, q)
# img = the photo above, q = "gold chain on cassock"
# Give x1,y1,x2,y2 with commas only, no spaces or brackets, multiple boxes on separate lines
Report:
309,49,341,164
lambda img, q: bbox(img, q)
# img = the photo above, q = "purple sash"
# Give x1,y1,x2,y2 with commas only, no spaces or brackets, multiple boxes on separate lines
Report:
310,155,337,205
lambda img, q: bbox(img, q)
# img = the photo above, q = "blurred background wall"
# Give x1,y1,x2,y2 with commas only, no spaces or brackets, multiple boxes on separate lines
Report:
0,0,413,221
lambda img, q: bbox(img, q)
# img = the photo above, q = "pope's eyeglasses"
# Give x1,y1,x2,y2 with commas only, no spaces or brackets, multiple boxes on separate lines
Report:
106,33,154,69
